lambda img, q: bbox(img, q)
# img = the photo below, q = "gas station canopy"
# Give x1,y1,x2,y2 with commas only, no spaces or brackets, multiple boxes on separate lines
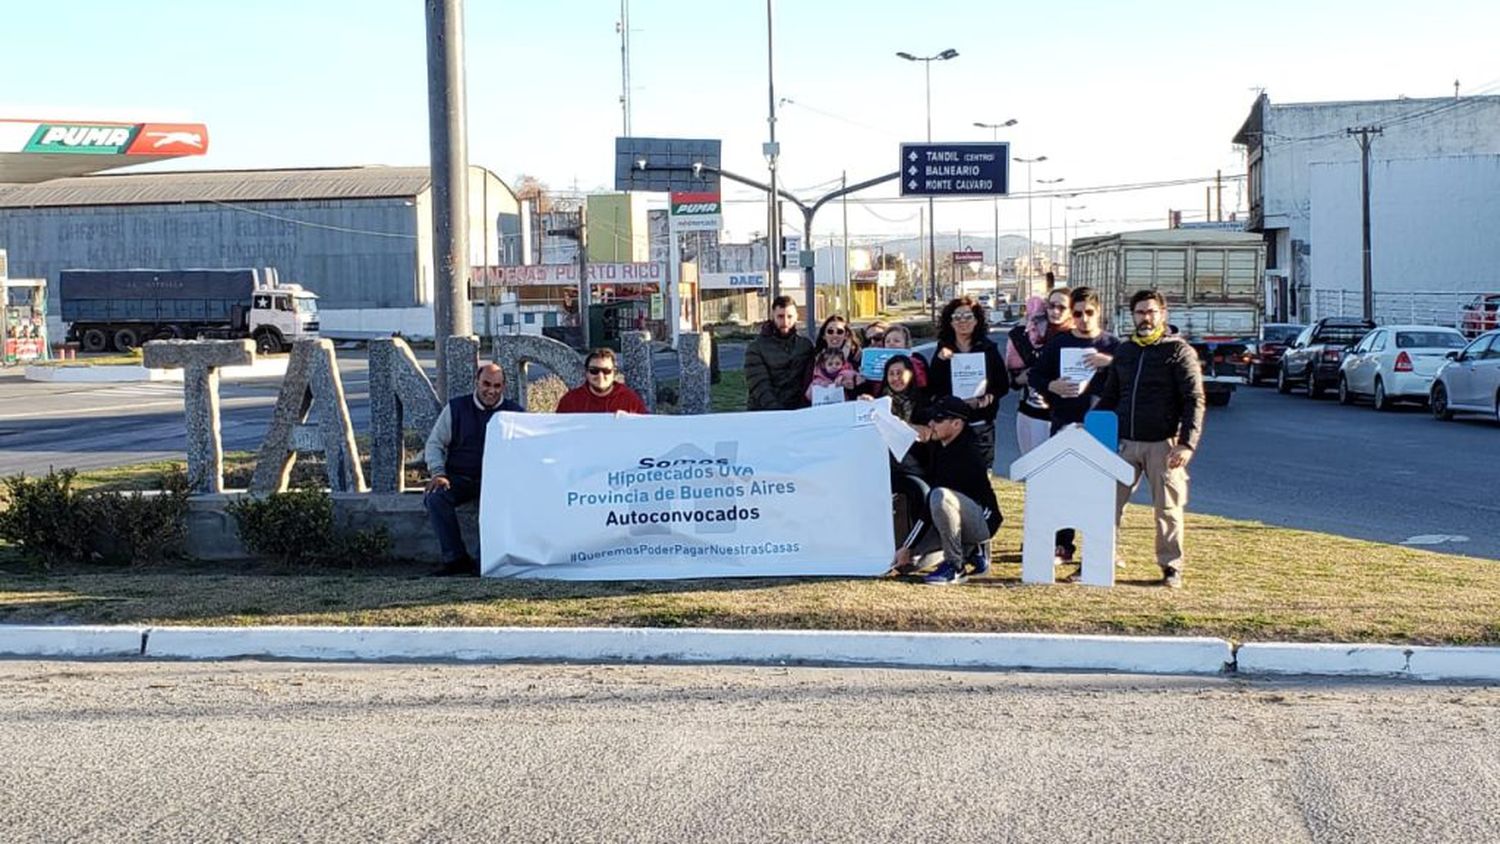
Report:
0,119,209,183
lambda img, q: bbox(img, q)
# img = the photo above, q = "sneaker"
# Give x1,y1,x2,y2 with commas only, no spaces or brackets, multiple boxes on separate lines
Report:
923,561,968,586
965,543,991,577
1162,567,1183,589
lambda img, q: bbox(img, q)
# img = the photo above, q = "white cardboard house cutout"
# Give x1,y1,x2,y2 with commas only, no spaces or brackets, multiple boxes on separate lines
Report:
1009,425,1136,587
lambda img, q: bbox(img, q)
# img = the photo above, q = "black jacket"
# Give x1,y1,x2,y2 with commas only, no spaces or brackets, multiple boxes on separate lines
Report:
926,336,1008,424
1031,331,1121,431
1095,336,1205,449
744,322,815,411
913,426,1003,539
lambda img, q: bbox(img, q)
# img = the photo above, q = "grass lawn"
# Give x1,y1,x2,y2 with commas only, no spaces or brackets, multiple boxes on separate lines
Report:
3,470,1497,644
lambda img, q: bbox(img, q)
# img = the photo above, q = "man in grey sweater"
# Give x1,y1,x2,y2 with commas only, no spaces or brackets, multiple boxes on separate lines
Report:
423,363,522,576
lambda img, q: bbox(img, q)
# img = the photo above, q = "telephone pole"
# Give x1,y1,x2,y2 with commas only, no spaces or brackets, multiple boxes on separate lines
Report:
425,0,471,399
1347,125,1383,322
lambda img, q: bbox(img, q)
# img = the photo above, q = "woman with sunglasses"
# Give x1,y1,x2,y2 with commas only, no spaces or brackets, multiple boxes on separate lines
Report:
805,314,863,400
1030,286,1119,571
1006,290,1073,455
927,295,1007,470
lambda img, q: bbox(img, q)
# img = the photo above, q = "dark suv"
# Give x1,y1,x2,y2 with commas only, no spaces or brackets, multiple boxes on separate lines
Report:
1247,322,1304,385
1277,317,1376,398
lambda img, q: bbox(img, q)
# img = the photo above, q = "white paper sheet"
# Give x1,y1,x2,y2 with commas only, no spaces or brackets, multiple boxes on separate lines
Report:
1060,347,1096,391
950,352,987,399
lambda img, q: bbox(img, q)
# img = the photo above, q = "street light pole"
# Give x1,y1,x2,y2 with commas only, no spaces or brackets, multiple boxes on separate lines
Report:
765,0,781,298
974,119,1017,305
425,0,471,400
1013,155,1047,298
1037,176,1065,275
897,48,958,324
1063,200,1085,277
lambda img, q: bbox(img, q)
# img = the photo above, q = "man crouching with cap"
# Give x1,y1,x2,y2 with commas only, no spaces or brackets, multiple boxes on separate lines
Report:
891,395,1004,585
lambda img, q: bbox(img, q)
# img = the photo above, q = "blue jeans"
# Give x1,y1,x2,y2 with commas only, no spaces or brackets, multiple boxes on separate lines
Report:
424,475,482,564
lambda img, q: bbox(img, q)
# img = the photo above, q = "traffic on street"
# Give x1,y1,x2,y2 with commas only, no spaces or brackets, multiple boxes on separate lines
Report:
2,328,1496,559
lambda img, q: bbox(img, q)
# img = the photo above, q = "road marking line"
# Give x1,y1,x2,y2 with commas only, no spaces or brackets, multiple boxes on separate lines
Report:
1401,534,1470,545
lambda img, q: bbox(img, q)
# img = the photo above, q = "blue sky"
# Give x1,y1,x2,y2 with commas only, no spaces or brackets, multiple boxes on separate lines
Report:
4,0,1498,247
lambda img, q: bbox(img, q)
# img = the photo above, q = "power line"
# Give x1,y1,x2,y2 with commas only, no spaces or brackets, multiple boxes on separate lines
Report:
206,199,418,239
716,172,1245,206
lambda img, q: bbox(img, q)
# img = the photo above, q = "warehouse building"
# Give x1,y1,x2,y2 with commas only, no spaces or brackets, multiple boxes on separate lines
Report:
0,165,521,339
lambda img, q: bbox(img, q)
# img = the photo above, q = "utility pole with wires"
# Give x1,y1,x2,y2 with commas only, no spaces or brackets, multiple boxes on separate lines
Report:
617,0,632,136
1347,125,1382,322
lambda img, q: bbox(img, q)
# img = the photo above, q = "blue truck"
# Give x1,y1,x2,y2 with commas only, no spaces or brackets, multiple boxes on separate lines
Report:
58,267,319,354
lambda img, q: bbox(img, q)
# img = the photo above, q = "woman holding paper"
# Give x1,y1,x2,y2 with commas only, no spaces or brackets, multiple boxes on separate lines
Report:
1031,287,1120,433
927,296,1007,471
1006,291,1073,454
871,354,932,532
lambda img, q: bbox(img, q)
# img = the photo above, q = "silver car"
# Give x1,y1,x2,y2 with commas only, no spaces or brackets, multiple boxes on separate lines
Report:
1430,329,1500,423
1337,325,1467,410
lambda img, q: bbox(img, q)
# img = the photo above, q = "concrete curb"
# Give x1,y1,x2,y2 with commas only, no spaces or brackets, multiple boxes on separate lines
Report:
7,626,1499,682
144,626,1232,674
1237,642,1500,682
24,358,289,383
0,625,146,658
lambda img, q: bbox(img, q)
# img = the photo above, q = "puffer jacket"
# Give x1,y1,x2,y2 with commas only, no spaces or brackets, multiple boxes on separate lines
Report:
744,322,815,410
1095,335,1205,449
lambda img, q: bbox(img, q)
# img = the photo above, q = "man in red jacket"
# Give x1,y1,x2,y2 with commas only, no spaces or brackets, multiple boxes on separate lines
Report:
556,347,650,414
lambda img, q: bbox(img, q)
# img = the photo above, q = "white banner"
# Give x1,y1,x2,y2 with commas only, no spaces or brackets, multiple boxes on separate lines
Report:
479,403,894,579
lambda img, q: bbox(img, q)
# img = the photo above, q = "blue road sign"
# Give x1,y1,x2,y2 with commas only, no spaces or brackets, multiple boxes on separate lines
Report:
899,142,1010,197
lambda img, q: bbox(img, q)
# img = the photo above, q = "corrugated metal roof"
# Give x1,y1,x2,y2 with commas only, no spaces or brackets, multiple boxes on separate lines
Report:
1075,228,1263,247
0,166,436,208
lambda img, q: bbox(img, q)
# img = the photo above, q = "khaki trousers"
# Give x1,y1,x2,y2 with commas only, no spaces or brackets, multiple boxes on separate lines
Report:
1115,438,1189,572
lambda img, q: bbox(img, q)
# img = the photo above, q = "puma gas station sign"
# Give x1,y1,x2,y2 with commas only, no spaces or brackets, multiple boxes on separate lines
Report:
0,119,210,182
668,191,722,233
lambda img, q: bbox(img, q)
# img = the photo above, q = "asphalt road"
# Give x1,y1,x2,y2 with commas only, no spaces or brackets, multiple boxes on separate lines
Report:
1,349,1496,558
990,381,1500,559
1,661,1496,843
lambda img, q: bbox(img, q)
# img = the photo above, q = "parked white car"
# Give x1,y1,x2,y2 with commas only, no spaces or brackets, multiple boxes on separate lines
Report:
1337,325,1468,410
1430,329,1500,423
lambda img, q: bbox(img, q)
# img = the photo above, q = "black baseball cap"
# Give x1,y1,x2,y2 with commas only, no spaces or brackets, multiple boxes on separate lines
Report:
926,395,972,422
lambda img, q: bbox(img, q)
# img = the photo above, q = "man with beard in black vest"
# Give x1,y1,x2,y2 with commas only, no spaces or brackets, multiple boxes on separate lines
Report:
423,363,523,576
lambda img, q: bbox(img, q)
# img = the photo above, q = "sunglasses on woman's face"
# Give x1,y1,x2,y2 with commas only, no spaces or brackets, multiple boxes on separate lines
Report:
825,327,847,335
1072,308,1098,318
950,312,976,323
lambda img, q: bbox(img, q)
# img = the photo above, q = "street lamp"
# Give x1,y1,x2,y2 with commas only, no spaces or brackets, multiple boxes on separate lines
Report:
1063,200,1086,276
974,119,1018,305
1037,176,1065,275
897,48,959,322
764,0,781,296
1014,154,1047,298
